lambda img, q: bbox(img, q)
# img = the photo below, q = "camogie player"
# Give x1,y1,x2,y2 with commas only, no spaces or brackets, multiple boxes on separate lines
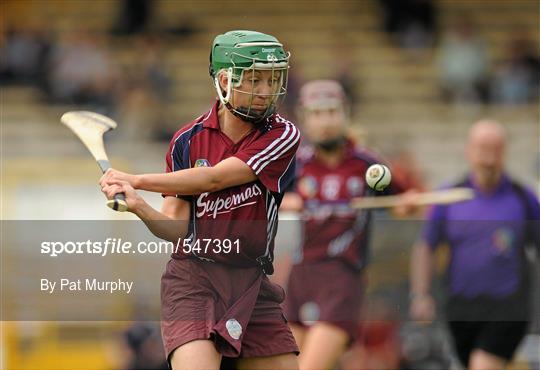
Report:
282,80,408,370
100,30,300,370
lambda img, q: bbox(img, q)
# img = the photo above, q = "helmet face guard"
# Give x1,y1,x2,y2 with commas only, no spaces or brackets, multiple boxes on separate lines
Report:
210,32,290,123
215,54,289,123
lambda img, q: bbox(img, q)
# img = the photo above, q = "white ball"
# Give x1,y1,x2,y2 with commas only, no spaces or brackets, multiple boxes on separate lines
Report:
365,164,391,191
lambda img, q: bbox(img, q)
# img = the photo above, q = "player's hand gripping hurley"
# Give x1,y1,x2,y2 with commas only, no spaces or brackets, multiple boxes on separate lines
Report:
61,111,128,212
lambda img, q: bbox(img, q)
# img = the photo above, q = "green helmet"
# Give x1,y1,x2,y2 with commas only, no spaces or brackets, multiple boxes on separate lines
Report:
209,30,290,123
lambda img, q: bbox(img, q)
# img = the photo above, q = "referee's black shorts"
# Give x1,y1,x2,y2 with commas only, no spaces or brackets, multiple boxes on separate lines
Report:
446,293,530,366
448,320,528,365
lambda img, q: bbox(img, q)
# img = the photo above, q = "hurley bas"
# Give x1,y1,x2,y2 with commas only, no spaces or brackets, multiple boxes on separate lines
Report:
41,278,133,294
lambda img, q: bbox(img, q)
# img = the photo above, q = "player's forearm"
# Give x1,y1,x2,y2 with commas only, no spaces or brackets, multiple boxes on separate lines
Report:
134,202,188,243
410,241,434,296
135,167,221,195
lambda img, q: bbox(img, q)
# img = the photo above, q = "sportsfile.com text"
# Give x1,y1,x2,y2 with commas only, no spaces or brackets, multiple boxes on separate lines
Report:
40,238,241,257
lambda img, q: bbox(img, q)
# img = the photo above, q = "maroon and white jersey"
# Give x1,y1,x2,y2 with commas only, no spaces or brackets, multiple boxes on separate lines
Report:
293,140,404,270
163,101,300,274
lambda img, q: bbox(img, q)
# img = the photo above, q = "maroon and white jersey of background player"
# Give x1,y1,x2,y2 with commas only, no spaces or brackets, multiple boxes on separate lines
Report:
163,101,300,274
293,140,404,270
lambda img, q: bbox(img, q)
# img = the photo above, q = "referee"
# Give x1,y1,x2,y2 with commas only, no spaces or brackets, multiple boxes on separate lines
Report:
409,119,540,370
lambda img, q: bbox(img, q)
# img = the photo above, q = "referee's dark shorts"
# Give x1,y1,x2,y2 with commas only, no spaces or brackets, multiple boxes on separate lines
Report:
446,290,530,366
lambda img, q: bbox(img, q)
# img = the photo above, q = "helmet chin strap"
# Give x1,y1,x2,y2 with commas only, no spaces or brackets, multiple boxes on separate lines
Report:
237,105,275,123
224,103,274,124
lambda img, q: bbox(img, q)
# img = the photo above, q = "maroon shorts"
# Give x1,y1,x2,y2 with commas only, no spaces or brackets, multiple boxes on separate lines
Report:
161,258,298,361
283,259,365,340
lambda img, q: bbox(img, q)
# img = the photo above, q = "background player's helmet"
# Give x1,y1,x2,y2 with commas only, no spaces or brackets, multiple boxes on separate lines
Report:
298,79,348,111
209,30,290,123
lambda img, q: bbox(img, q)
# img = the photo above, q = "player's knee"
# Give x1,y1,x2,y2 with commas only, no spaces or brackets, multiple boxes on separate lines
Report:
310,322,349,345
469,350,506,370
298,324,349,370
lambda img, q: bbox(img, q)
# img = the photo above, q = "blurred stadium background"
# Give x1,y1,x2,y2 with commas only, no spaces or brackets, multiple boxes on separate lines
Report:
1,0,539,369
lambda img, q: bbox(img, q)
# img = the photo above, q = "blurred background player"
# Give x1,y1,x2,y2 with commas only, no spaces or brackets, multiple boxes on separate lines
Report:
281,80,412,370
410,119,540,370
101,30,300,370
